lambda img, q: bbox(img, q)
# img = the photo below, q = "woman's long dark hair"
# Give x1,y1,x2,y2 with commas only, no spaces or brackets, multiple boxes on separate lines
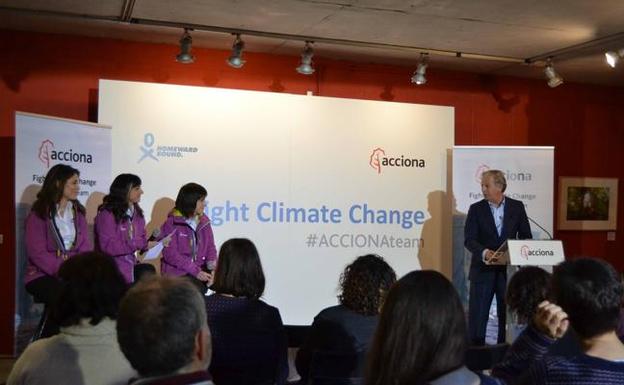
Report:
99,174,143,223
212,238,265,299
365,270,467,385
32,164,85,219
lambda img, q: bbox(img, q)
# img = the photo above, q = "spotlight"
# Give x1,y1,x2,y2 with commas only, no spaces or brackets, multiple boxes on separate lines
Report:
411,53,429,85
605,49,624,68
176,28,195,64
296,41,315,75
544,59,563,88
227,34,246,68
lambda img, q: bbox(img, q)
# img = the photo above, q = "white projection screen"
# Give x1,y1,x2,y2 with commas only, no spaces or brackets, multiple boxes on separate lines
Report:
99,80,454,325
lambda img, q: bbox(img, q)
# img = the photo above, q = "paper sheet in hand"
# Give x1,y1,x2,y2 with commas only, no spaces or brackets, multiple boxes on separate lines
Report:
143,241,164,260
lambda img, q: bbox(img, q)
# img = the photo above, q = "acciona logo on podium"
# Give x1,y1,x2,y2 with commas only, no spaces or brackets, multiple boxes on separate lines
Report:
369,147,426,174
520,245,554,260
38,139,93,168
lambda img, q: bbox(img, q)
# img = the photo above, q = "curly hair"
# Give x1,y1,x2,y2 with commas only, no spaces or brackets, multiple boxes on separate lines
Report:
506,266,551,324
338,254,396,316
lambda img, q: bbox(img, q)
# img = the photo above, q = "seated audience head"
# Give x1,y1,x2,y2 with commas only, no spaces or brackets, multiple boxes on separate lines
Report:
51,251,127,327
175,182,208,218
211,238,265,299
366,270,466,385
339,254,396,315
506,266,552,324
552,257,624,339
116,277,211,377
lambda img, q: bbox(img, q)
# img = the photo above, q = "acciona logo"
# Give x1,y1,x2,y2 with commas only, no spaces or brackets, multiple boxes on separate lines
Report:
369,147,426,174
520,245,554,259
474,164,533,183
38,139,93,168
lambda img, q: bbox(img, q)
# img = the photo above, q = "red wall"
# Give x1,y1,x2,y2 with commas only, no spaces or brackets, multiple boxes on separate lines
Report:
1,29,623,354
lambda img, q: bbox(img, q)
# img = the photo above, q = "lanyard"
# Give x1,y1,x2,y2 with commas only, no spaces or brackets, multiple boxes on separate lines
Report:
49,206,77,260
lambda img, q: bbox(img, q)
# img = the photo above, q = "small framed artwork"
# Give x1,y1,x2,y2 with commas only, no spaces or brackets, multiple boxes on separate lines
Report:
558,177,618,230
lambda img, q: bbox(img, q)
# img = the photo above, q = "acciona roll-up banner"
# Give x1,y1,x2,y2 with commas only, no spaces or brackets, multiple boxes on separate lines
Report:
99,79,454,325
451,146,554,304
14,112,111,348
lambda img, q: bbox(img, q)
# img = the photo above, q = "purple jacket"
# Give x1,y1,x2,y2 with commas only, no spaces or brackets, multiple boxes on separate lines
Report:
24,209,92,285
94,208,147,283
161,210,217,277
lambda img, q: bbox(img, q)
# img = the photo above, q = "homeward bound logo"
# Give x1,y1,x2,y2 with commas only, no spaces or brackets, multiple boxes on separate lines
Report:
138,132,199,163
38,139,93,168
369,147,426,174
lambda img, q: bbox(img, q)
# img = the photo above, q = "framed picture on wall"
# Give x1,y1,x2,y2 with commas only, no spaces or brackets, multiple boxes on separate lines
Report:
558,177,619,230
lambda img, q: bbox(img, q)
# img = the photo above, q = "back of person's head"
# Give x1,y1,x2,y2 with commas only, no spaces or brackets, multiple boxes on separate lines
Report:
366,270,466,385
117,277,210,377
52,251,127,327
552,257,624,339
506,266,552,324
212,238,265,299
175,182,207,218
339,254,396,316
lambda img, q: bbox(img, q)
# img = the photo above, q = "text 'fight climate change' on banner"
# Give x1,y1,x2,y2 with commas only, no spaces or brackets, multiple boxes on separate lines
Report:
99,80,454,325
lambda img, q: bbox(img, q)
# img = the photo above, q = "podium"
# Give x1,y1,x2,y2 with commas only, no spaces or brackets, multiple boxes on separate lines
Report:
485,239,565,266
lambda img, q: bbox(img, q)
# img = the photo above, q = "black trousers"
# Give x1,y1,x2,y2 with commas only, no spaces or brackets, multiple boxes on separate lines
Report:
25,275,63,339
468,270,507,345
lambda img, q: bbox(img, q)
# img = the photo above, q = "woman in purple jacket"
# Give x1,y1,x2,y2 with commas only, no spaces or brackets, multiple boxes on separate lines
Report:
161,182,217,293
95,174,147,284
24,164,92,337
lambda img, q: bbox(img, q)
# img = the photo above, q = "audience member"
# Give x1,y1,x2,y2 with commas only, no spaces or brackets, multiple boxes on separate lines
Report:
117,276,213,385
365,270,501,385
493,258,624,384
206,238,288,385
8,252,133,385
296,254,396,384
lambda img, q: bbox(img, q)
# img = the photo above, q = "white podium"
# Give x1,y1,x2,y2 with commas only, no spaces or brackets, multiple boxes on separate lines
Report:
487,239,565,266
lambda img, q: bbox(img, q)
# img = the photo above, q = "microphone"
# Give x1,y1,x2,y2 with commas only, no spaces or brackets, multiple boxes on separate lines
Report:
148,228,161,242
527,216,553,240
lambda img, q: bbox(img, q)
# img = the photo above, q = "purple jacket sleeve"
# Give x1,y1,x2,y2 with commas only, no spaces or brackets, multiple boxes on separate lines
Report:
161,221,201,276
75,212,93,253
95,210,139,257
203,223,217,263
132,215,148,252
25,213,62,277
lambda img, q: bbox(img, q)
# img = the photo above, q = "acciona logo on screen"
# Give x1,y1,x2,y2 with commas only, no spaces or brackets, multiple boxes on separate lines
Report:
369,147,426,174
38,139,93,168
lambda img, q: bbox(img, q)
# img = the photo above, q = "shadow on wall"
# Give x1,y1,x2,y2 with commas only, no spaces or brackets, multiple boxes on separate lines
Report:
418,190,452,277
142,197,175,274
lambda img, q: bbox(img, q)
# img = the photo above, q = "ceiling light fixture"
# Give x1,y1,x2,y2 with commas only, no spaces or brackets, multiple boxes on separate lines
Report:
296,41,315,75
411,53,429,85
544,58,563,88
605,49,624,68
227,34,246,68
176,28,195,64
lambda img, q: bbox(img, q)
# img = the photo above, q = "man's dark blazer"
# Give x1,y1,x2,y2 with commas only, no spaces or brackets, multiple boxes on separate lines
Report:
464,197,532,281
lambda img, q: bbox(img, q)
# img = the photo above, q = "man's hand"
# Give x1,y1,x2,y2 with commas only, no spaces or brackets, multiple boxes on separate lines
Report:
533,301,569,339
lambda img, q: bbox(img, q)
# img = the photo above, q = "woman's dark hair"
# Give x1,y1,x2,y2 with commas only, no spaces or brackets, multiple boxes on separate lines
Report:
506,266,551,324
366,270,467,385
175,183,207,218
552,257,624,339
339,254,396,315
32,164,85,218
99,173,143,222
212,238,265,299
51,251,128,327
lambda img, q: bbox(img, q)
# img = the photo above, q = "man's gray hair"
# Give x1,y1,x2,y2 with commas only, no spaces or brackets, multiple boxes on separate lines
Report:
482,169,507,192
117,277,208,377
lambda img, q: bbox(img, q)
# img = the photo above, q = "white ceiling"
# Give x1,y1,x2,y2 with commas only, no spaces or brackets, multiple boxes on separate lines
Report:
1,0,624,86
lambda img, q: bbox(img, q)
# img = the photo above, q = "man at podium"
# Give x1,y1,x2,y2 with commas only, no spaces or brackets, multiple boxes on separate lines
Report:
464,169,532,345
